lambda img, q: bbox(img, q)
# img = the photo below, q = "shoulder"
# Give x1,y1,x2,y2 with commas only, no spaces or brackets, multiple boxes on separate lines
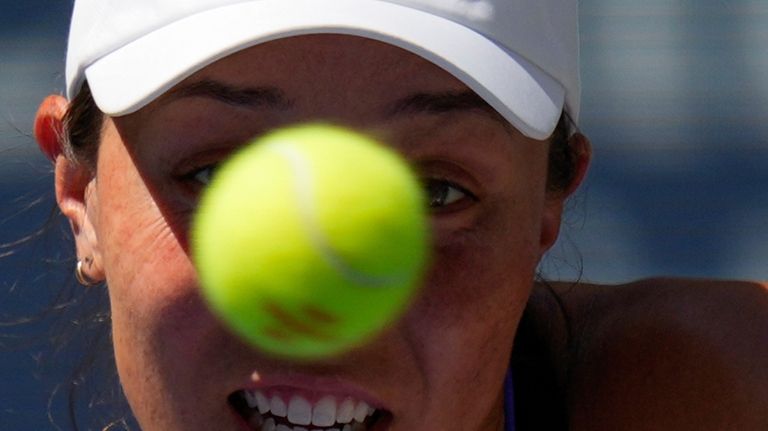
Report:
516,278,768,430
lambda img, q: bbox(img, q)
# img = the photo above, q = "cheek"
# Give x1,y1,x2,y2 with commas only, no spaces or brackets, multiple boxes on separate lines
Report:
394,196,540,426
406,194,541,363
97,166,191,308
95,122,200,317
423,181,543,309
93,136,232,396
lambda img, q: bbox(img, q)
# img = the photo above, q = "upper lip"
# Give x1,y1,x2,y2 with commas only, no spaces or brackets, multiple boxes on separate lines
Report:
239,372,386,409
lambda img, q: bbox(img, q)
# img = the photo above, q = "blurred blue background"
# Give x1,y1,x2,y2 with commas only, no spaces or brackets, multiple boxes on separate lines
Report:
1,0,767,429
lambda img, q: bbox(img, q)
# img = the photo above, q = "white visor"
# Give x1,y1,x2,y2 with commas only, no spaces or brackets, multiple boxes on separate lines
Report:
67,0,579,139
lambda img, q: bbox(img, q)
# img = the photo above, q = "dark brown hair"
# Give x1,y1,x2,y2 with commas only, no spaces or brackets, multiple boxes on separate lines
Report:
547,111,579,194
61,82,103,170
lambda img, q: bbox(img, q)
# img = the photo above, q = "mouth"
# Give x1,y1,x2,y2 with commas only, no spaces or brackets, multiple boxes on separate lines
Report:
229,389,391,431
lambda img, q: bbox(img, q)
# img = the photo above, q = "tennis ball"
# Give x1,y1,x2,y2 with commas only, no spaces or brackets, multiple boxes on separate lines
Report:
192,124,428,359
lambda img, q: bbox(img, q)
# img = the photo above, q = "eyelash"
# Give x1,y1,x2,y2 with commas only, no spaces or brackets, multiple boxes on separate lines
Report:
184,165,477,211
423,178,476,210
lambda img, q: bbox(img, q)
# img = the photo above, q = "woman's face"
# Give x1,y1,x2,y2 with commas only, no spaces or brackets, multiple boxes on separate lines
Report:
66,35,567,431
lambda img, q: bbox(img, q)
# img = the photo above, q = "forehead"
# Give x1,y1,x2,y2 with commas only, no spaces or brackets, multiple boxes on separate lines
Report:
176,35,468,99
146,34,511,130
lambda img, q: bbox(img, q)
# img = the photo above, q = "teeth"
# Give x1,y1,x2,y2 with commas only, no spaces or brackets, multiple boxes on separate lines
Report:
336,397,355,424
270,395,287,417
255,391,270,414
312,395,337,427
245,391,258,409
248,412,263,428
244,390,271,415
352,400,371,423
287,396,312,426
261,418,276,431
242,391,376,430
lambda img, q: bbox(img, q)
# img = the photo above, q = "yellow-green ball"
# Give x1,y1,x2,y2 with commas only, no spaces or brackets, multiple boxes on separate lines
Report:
192,124,428,359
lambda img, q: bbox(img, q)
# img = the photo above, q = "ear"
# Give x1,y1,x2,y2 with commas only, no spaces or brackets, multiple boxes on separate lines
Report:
539,133,592,254
34,95,69,162
50,115,106,285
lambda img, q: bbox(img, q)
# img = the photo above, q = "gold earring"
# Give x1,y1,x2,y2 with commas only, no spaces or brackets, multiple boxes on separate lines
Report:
75,257,100,287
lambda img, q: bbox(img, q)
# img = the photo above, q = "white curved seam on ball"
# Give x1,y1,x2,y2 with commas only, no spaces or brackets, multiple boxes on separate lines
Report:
268,143,406,288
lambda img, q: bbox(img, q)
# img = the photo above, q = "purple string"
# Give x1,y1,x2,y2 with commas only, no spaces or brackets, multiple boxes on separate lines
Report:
504,368,516,431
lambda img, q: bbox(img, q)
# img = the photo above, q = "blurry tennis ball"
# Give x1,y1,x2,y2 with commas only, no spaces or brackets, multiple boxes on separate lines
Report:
192,124,428,359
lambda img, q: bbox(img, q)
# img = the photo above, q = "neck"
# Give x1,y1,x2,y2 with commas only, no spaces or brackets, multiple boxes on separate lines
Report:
509,282,572,430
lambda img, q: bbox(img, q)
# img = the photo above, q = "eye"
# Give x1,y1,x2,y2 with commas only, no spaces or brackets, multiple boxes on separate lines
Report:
191,165,217,186
185,167,475,210
425,178,476,209
179,163,219,191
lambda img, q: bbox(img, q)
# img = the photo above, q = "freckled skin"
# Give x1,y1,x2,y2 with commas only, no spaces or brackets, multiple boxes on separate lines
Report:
55,35,572,431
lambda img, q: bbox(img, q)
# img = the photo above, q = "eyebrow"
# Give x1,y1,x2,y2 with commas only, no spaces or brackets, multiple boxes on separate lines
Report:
386,91,507,125
161,82,505,126
161,79,293,110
